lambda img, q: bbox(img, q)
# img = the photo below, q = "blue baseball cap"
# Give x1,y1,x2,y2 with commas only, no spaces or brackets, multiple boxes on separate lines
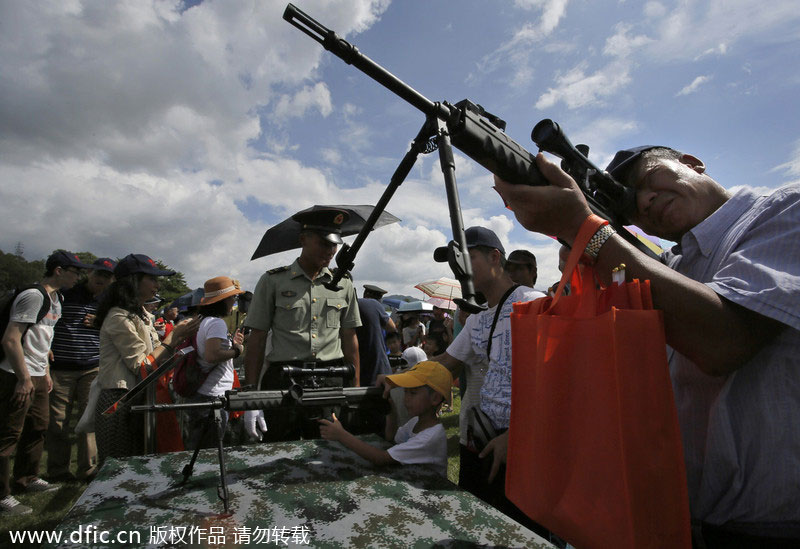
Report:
46,251,94,272
606,146,669,180
92,257,117,273
114,254,176,278
433,226,505,263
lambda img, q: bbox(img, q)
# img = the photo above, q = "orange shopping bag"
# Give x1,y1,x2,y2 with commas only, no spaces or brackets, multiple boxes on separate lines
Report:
506,227,691,549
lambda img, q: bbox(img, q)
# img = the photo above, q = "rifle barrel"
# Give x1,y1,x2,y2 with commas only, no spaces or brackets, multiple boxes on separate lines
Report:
283,4,446,119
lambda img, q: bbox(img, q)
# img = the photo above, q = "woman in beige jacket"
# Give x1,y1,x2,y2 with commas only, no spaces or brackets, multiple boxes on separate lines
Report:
93,254,199,464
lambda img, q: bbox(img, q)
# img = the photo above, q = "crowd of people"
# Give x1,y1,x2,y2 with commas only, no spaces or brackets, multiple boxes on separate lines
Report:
1,142,798,547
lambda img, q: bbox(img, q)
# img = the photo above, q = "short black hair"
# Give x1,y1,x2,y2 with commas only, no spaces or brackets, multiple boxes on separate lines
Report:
198,299,229,318
618,147,683,187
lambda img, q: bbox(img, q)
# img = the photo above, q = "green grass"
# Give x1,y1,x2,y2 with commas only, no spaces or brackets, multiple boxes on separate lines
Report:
441,388,462,484
0,407,89,545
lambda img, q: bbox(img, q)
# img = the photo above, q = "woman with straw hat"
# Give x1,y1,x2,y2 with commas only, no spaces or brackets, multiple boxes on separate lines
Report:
182,276,244,449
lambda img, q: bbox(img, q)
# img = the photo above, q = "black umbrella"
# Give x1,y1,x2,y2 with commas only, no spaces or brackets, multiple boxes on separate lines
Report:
251,204,401,260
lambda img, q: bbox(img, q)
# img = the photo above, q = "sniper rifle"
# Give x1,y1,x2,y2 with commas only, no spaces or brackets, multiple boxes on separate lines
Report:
283,4,659,295
131,365,389,514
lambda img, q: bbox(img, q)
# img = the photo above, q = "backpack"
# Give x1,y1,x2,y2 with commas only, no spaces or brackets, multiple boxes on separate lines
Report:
0,284,58,363
171,334,215,398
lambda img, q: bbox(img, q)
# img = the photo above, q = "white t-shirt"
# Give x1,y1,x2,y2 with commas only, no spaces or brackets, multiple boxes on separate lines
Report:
0,287,61,377
402,323,425,346
195,316,234,397
387,416,447,477
447,285,543,441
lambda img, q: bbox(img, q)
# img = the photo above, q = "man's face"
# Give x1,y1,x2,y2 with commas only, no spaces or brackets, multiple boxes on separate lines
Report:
299,232,338,272
58,266,83,290
505,263,535,287
87,270,113,296
628,156,717,241
468,248,493,293
165,307,178,321
433,307,445,320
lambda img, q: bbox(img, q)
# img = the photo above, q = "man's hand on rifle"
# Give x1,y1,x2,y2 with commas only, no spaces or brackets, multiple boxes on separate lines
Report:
244,409,268,441
494,153,593,247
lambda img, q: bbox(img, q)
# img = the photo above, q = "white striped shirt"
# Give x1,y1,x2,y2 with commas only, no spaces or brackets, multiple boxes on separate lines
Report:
663,183,800,532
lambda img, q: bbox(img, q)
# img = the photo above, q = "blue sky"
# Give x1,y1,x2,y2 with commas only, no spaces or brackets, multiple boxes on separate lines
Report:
1,0,798,297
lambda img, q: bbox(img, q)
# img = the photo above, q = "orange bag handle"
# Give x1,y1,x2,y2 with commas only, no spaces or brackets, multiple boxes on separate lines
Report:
546,215,609,315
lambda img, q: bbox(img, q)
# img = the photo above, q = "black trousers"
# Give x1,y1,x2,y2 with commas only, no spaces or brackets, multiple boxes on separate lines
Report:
458,443,561,545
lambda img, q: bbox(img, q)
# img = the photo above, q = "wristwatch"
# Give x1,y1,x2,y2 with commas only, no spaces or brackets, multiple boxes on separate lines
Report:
583,224,616,262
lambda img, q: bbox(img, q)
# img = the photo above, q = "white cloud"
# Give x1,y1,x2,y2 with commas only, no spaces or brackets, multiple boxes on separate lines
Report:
643,2,667,18
641,0,800,63
469,0,569,87
603,23,652,58
771,139,800,182
535,60,632,110
676,75,712,96
272,83,333,120
0,0,396,292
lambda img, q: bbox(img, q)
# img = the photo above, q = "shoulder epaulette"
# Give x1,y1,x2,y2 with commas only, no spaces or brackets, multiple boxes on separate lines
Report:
267,266,290,275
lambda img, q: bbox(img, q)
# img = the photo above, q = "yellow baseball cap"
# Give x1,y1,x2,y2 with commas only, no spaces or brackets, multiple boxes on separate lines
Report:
386,361,453,404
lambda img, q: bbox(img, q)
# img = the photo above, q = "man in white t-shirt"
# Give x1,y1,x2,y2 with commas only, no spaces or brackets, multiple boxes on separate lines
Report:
0,251,93,515
319,361,452,477
429,227,546,533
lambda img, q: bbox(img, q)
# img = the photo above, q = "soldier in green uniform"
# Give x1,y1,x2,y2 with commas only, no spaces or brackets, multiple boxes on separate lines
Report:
243,208,362,441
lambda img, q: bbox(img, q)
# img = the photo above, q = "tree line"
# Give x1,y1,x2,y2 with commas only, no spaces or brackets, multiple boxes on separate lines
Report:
0,247,191,305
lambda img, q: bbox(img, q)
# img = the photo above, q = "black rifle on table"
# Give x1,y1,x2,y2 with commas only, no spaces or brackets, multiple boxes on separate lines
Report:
283,4,658,306
131,364,389,514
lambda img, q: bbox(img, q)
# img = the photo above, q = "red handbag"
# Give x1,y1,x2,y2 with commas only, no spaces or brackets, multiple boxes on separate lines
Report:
506,226,691,548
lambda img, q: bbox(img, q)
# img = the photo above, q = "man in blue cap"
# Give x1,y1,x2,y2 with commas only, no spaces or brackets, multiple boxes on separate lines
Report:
243,207,362,441
426,226,545,534
47,257,116,483
0,250,93,514
494,147,800,546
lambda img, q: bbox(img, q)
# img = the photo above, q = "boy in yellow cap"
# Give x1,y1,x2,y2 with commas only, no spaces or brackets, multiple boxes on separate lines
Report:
318,361,452,476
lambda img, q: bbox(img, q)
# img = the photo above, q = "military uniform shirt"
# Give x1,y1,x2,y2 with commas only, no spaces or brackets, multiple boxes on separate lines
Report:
244,259,361,362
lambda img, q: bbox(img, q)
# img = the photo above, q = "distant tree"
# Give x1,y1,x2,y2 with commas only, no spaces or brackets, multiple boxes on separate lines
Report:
152,259,192,305
75,251,98,265
0,249,46,294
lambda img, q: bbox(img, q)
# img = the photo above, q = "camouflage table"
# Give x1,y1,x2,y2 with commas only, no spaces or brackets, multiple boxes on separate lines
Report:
49,437,553,548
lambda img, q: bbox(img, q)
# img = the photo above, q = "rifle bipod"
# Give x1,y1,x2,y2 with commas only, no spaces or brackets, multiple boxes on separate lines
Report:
177,407,231,515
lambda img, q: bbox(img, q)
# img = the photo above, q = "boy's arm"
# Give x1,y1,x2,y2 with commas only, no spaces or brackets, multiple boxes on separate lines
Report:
319,413,398,466
384,392,399,441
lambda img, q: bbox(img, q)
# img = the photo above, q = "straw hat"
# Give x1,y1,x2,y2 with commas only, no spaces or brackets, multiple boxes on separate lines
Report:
199,276,244,306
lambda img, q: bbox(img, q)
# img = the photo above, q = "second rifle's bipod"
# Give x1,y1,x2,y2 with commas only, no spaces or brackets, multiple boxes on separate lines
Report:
176,407,231,515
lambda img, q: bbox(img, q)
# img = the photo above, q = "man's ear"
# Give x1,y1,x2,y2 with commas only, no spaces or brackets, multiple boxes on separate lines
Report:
680,153,705,174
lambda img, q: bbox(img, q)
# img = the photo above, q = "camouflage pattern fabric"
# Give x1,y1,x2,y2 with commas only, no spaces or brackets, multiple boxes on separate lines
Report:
48,436,554,548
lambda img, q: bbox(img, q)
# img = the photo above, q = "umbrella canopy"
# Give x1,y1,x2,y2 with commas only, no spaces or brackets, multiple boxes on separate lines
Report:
415,277,462,301
381,297,403,310
425,296,457,311
251,204,401,260
397,301,434,313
